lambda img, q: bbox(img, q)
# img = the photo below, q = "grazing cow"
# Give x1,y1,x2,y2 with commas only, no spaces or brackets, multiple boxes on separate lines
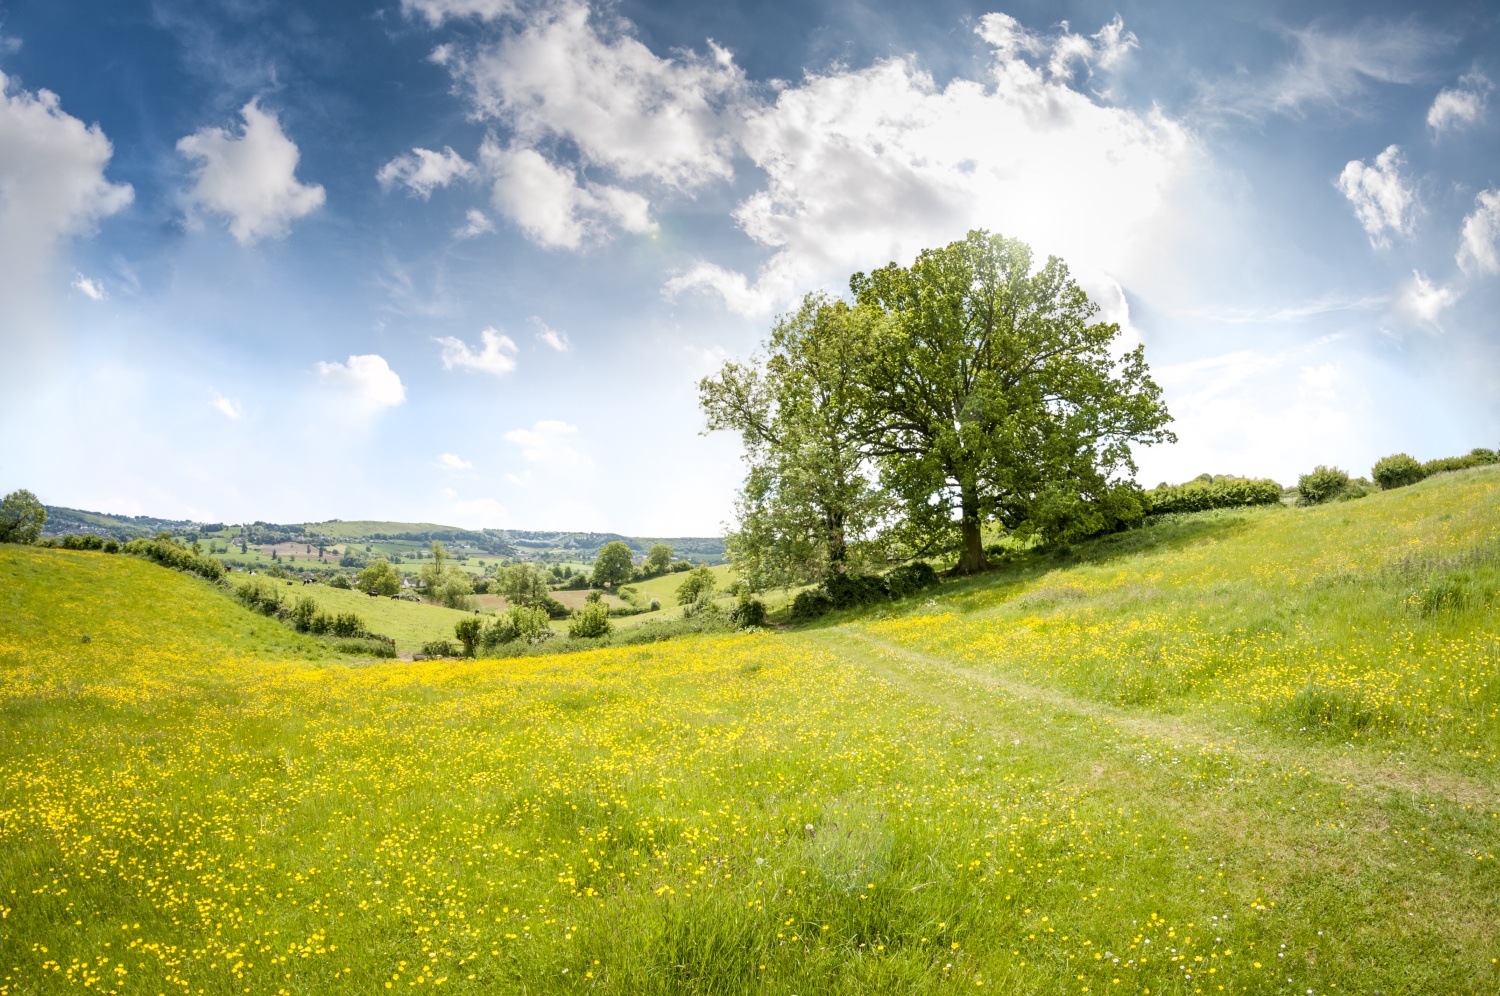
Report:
367,590,379,597
302,578,313,585
391,594,399,600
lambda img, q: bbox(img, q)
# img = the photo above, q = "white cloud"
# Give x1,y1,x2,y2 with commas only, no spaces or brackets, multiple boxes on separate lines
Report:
1457,188,1500,275
1199,23,1434,120
435,327,518,375
210,392,243,419
532,316,570,351
0,71,132,345
1398,271,1458,327
453,1,742,189
673,19,1194,314
1335,145,1413,249
445,493,511,528
377,146,475,198
437,452,473,470
504,419,591,470
401,0,514,26
454,208,494,239
177,101,326,245
479,139,655,249
1428,73,1491,134
72,273,105,300
314,354,406,411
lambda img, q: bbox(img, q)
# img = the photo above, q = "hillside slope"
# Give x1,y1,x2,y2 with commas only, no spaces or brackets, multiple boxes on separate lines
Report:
2,472,1499,994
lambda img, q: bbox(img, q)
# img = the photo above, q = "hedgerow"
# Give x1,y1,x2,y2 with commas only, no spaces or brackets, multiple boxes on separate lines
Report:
1145,476,1282,515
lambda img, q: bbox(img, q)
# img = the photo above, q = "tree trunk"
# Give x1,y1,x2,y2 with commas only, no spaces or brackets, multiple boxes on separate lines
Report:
826,511,848,566
954,485,988,574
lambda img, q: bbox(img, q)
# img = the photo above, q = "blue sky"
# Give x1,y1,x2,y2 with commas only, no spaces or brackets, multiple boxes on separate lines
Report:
2,0,1498,535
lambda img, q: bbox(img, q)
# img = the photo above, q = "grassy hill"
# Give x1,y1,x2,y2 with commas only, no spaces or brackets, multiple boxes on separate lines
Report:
4,467,1500,993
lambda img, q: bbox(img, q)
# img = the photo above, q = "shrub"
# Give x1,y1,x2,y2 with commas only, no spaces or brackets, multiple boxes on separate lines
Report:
481,605,552,651
232,576,284,615
328,573,351,589
289,595,318,632
1296,465,1350,506
1372,453,1426,490
682,593,725,621
676,566,717,605
454,616,483,657
568,601,612,639
823,571,886,610
790,589,833,622
123,537,226,582
57,534,106,551
421,639,458,657
885,562,938,598
1145,477,1282,515
648,598,661,611
331,612,365,638
355,559,401,597
730,592,767,628
102,538,120,553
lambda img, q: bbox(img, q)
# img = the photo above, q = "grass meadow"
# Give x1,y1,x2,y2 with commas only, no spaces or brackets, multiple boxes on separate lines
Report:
2,468,1500,994
276,584,482,654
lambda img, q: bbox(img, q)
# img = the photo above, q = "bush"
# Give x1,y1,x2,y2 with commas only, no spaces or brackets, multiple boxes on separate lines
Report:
102,538,120,553
55,534,106,551
648,598,661,611
1372,453,1425,490
885,562,938,598
1145,477,1283,515
1297,465,1350,506
481,605,553,651
123,537,226,582
328,574,351,589
568,601,612,639
421,639,458,657
682,593,725,621
232,576,284,615
730,593,766,628
335,636,396,658
790,589,833,622
289,595,318,632
331,612,365,638
676,566,717,605
823,571,886,610
454,616,483,657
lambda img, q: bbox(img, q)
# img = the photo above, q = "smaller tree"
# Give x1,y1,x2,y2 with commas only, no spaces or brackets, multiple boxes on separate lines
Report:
454,616,483,657
496,563,552,606
676,565,717,605
1372,453,1425,490
592,541,635,588
356,559,402,596
1298,465,1350,505
0,490,46,544
645,544,674,575
569,601,612,639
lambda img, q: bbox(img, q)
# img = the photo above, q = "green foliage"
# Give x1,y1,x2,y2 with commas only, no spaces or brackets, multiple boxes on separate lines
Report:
355,559,401,596
289,595,319,632
675,565,717,605
327,573,351,589
1423,449,1499,475
232,576,285,615
420,639,457,657
1372,453,1425,490
1297,465,1351,505
790,589,833,622
1146,476,1282,515
123,537,225,582
592,541,635,588
730,591,767,628
0,489,46,544
454,616,483,657
568,601,613,639
645,544,674,574
331,612,364,639
496,562,552,606
332,635,396,658
885,561,938,598
39,534,115,551
481,605,553,651
823,570,887,609
427,570,474,610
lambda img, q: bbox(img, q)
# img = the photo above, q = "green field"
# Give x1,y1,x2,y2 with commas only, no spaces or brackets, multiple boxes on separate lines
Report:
3,469,1500,993
276,582,486,653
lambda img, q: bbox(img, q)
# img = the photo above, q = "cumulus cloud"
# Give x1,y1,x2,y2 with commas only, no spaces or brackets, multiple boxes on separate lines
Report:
210,392,243,419
72,273,105,300
1335,145,1413,249
437,452,473,470
454,208,494,239
1199,22,1434,120
401,0,515,26
435,327,518,375
177,101,326,245
1428,73,1491,134
532,317,570,351
1457,188,1500,275
505,419,591,470
314,354,406,411
1398,271,1458,327
0,71,132,346
444,493,511,528
377,146,476,198
480,139,654,249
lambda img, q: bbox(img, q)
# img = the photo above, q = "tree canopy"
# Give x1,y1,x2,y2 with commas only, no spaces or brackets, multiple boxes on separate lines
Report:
0,490,46,545
702,230,1174,580
592,541,634,588
645,544,674,574
356,559,401,597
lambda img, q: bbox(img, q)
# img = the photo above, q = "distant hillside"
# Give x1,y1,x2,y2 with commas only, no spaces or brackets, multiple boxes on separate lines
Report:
41,507,726,563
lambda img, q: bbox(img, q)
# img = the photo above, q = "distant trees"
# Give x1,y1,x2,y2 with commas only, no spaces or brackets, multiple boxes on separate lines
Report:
0,490,46,544
420,541,474,609
645,544,674,575
356,559,402,596
702,230,1175,581
592,541,634,588
496,563,551,606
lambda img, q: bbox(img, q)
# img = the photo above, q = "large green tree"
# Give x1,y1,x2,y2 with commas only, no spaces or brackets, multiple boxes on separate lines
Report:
851,231,1174,573
0,490,46,544
592,541,635,588
644,544,674,575
496,563,551,606
701,294,892,591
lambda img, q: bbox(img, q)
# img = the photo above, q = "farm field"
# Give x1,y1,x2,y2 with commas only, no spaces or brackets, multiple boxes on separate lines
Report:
271,581,486,654
2,468,1500,993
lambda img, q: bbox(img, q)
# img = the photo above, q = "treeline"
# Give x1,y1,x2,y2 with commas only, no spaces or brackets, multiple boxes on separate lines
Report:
1144,476,1283,515
1372,449,1497,490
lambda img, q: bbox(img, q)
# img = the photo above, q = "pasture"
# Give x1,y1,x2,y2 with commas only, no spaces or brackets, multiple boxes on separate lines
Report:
2,467,1499,993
